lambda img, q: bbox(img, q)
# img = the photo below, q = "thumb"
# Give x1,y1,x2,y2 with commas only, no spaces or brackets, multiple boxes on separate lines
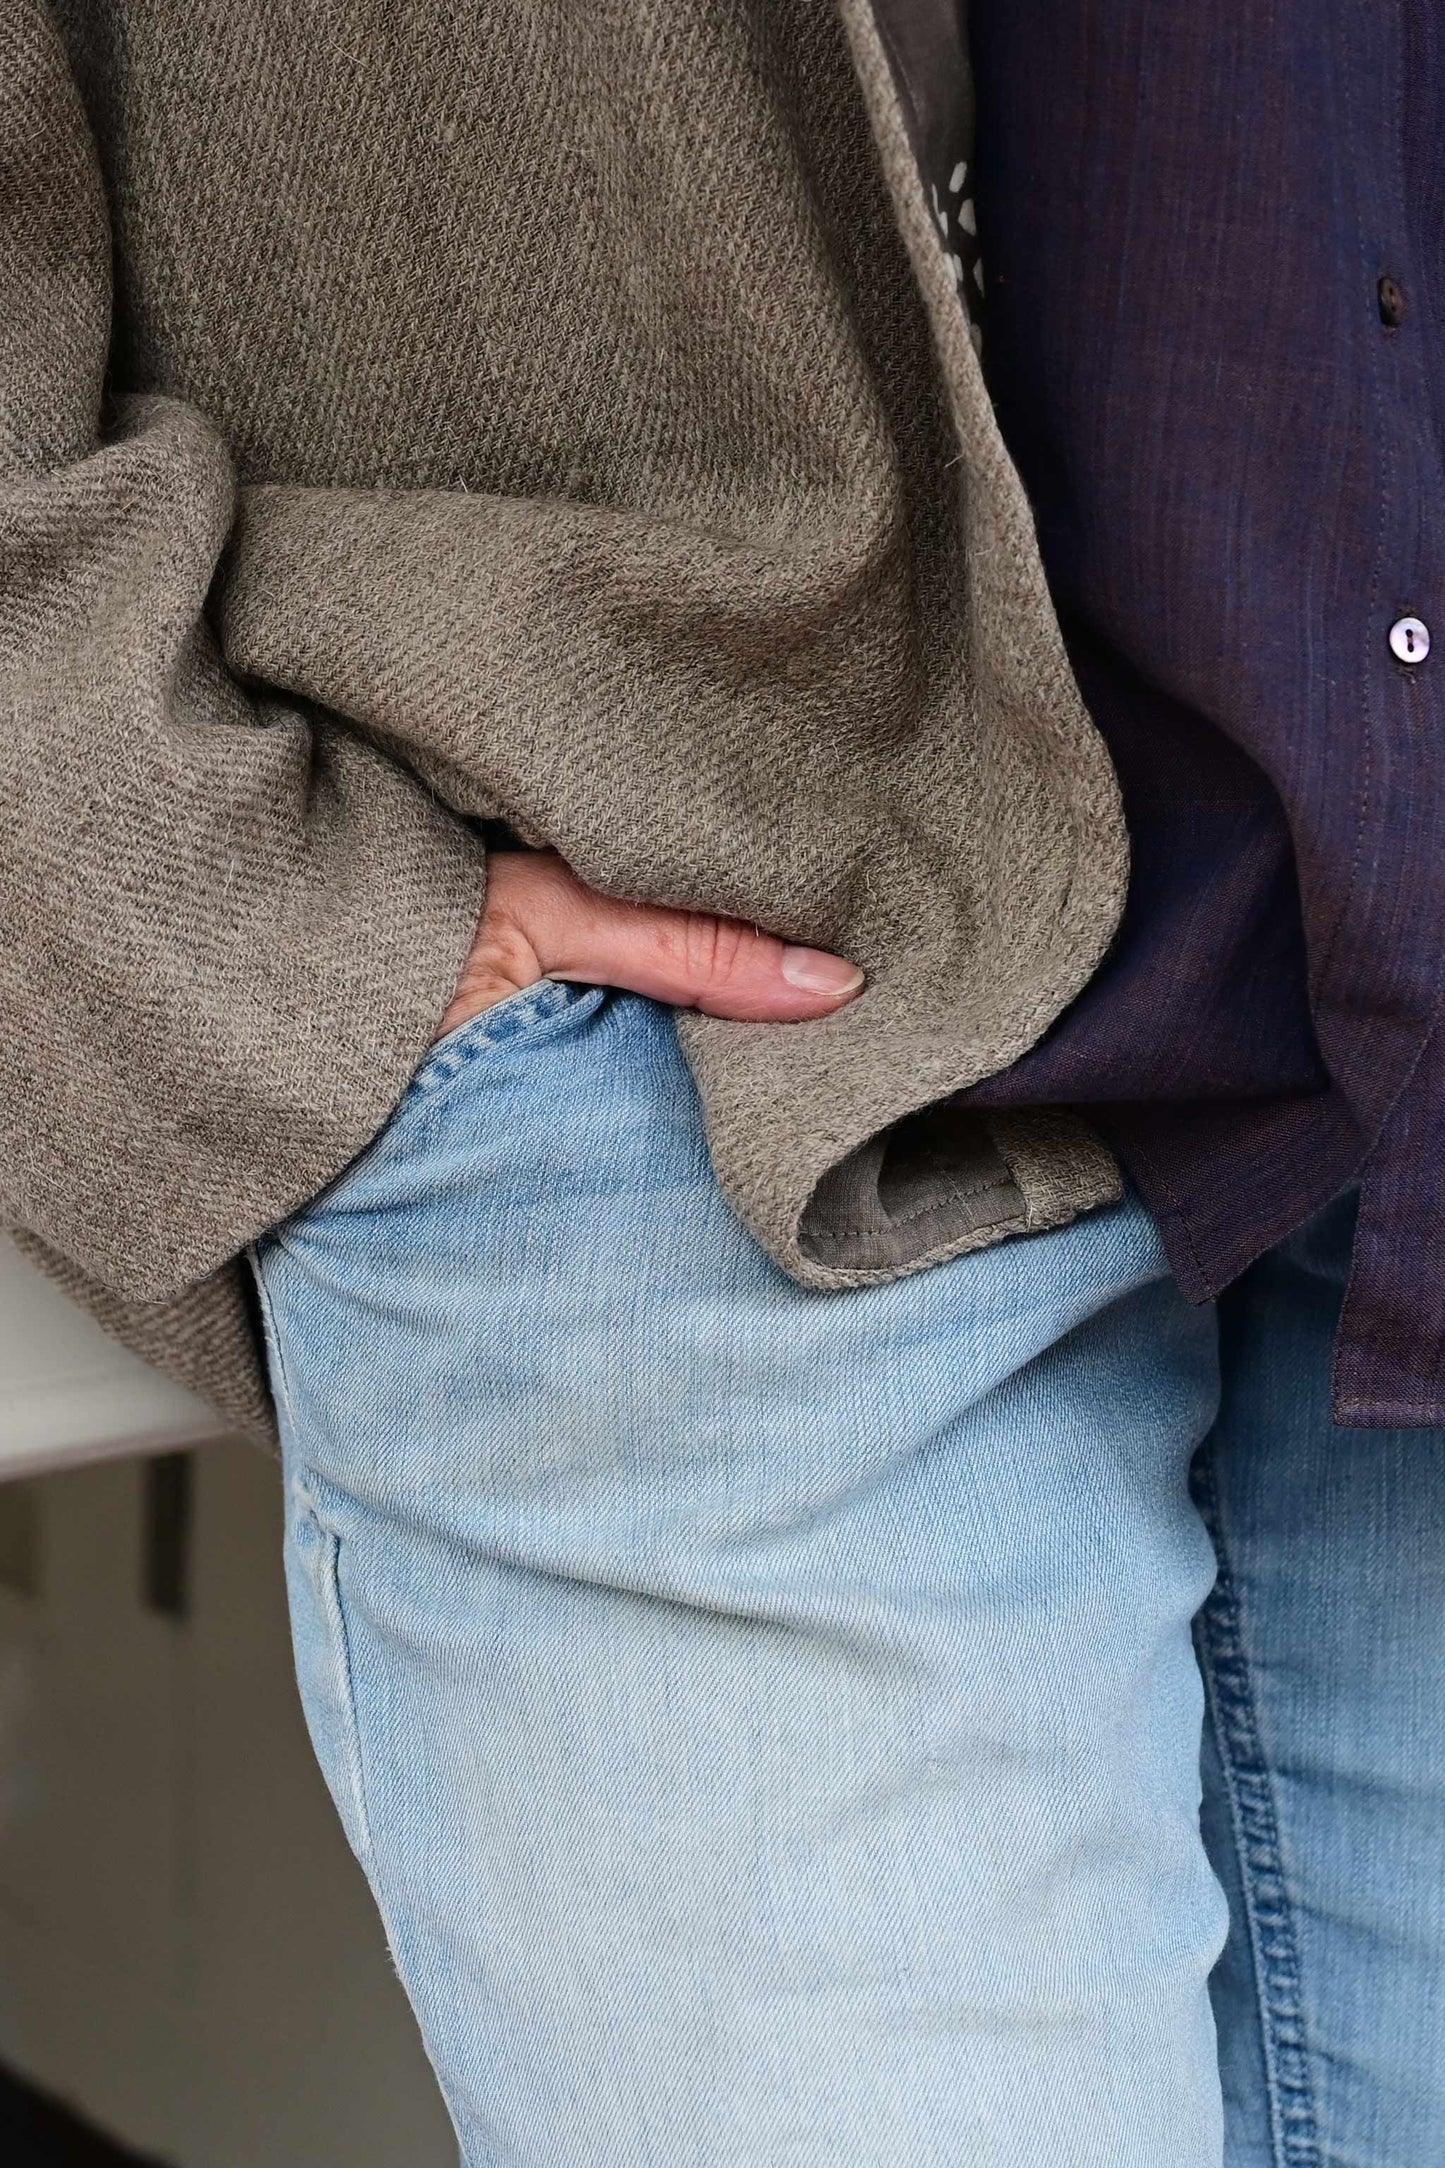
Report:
497,852,866,1023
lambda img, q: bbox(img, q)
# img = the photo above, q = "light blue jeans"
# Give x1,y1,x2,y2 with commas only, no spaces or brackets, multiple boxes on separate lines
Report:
252,981,1445,2166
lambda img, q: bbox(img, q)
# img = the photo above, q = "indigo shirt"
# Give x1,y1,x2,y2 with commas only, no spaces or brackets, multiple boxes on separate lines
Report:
885,1,1445,1424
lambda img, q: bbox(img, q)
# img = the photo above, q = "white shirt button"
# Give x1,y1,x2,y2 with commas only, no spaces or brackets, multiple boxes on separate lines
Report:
1389,615,1431,664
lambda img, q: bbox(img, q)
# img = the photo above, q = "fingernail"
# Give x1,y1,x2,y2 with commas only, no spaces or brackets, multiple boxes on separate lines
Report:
779,946,866,998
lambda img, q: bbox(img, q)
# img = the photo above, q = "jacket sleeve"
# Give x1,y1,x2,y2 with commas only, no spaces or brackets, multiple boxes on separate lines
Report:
1,6,488,1299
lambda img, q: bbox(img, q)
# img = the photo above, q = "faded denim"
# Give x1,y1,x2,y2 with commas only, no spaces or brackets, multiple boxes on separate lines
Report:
252,982,1445,2165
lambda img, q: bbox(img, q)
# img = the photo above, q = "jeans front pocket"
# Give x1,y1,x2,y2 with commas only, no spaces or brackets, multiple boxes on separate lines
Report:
276,976,609,1234
249,974,620,1461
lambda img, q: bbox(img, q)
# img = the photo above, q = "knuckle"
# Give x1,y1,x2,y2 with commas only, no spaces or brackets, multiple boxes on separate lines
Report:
469,892,544,989
473,910,534,978
677,911,754,987
482,926,537,984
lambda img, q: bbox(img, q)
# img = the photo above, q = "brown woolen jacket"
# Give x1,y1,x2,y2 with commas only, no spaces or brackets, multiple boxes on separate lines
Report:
3,0,1126,1445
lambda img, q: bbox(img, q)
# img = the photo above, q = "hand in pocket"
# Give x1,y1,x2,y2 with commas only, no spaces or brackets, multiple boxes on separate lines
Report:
436,849,866,1039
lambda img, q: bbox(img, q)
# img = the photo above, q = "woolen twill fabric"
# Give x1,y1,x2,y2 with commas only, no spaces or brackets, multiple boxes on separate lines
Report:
1,0,1125,1442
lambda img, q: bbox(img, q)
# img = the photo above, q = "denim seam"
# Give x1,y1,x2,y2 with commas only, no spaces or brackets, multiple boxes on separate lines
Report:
248,1243,300,1438
292,1484,381,1872
1192,1454,1322,2168
292,1479,473,2146
407,978,602,1101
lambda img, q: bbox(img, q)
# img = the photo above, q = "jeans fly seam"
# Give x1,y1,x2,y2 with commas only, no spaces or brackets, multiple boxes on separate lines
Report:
1192,1452,1321,2168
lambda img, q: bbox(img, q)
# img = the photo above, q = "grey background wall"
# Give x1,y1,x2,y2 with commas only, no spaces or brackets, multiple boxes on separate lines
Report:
0,1438,455,2166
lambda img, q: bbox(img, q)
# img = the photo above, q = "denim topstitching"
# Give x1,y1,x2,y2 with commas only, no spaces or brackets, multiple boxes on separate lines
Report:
1191,1448,1321,2168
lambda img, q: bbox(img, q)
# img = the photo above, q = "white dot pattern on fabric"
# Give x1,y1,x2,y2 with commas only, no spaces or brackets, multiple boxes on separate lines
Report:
929,153,983,350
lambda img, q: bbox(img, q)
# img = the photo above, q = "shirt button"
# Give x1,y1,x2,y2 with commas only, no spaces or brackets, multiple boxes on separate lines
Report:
1389,615,1431,664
